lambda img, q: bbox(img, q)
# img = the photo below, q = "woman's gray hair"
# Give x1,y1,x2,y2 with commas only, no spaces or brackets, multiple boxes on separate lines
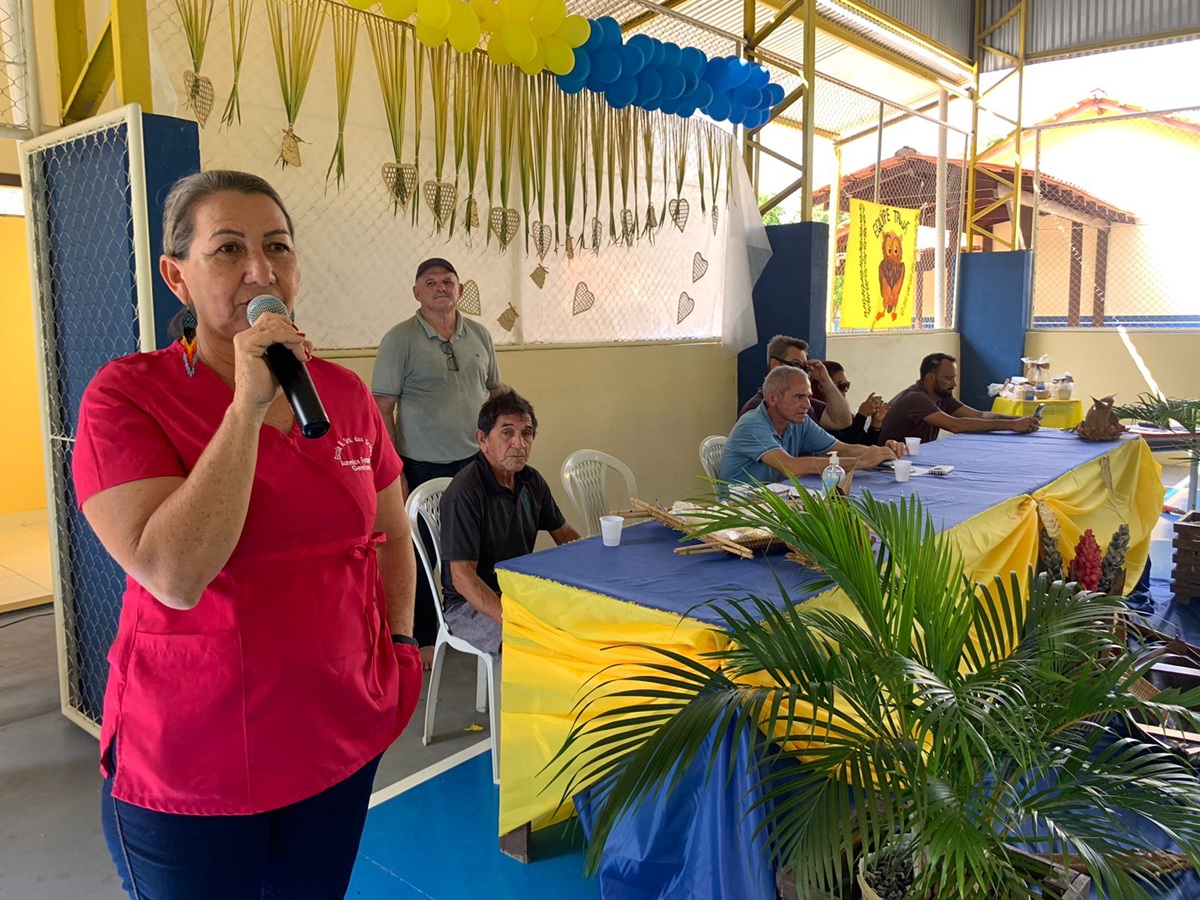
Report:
161,170,294,259
763,364,807,399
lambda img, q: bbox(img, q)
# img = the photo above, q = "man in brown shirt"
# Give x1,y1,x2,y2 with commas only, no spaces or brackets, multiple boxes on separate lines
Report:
879,353,1040,445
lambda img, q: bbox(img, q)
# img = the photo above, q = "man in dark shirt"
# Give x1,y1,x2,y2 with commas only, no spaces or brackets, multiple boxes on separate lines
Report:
878,352,1040,445
439,389,581,655
739,334,852,431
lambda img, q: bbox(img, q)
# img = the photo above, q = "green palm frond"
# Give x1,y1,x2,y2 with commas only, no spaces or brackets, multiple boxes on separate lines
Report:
549,485,1200,896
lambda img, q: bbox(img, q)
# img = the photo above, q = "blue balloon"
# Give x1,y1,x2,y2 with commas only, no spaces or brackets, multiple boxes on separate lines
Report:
570,48,592,82
721,58,751,90
682,70,699,94
680,47,706,75
727,103,747,125
627,34,654,62
690,81,713,110
557,73,587,95
676,104,696,119
702,57,728,86
648,39,666,68
635,69,663,102
734,83,762,109
704,91,731,121
642,95,662,111
658,96,682,115
747,63,770,88
659,67,686,100
606,75,638,109
582,19,605,52
591,49,623,84
764,82,785,106
618,42,646,77
661,42,682,68
586,68,608,92
756,107,774,128
597,16,623,49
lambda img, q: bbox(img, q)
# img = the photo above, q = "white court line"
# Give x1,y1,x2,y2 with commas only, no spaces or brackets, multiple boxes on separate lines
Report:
368,739,492,808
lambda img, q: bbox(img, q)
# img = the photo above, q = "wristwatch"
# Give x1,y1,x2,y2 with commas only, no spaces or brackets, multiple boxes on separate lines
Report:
391,634,419,646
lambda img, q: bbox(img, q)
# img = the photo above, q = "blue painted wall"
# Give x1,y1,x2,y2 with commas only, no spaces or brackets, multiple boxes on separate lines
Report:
737,222,829,412
957,250,1032,411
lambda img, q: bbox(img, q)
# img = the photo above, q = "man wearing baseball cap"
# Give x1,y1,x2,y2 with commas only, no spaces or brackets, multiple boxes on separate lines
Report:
373,258,502,668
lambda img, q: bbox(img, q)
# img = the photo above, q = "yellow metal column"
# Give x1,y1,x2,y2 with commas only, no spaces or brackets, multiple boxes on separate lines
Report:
967,0,1025,251
56,0,153,124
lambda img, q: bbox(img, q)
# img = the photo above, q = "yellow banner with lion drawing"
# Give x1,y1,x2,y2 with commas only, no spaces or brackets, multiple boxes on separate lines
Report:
841,198,920,330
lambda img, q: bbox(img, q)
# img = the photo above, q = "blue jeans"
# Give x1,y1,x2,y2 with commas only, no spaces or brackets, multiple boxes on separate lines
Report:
403,455,474,647
101,754,381,899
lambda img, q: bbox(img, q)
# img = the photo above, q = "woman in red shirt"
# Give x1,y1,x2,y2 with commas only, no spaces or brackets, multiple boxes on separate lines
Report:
73,170,421,899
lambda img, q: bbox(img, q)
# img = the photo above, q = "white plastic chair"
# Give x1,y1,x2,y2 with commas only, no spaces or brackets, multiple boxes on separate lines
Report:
561,449,639,538
406,478,501,784
699,435,727,481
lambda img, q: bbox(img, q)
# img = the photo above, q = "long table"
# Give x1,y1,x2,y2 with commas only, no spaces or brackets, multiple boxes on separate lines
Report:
494,431,1164,885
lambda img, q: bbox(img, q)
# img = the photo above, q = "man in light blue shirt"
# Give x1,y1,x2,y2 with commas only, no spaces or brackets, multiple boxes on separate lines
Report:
720,366,905,485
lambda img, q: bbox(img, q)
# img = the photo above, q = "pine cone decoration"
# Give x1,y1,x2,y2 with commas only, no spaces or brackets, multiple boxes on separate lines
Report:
1038,524,1064,582
1070,528,1104,591
1099,523,1131,593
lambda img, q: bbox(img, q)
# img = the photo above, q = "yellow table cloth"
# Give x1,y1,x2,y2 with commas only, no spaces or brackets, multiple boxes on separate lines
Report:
495,435,1161,835
991,396,1085,428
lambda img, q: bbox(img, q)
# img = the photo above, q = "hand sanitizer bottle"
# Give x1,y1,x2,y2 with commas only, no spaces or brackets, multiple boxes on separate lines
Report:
821,451,845,495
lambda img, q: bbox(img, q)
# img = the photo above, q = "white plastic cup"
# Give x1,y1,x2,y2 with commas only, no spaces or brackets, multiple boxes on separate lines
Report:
600,515,624,547
905,437,921,456
894,459,913,483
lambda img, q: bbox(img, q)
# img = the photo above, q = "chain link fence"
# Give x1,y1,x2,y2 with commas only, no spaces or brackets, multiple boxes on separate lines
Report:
0,0,37,137
1028,105,1200,330
811,80,969,334
21,113,149,732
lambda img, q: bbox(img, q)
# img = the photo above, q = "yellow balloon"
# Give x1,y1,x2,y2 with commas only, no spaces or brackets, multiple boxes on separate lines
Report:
542,35,573,76
447,3,482,52
529,0,565,37
555,14,590,48
487,35,513,66
417,0,452,29
496,0,521,21
380,0,417,19
347,0,374,10
502,22,537,64
511,0,538,17
415,18,448,46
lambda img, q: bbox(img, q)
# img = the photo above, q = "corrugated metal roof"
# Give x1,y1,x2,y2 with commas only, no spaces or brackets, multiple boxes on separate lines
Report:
855,0,974,59
981,0,1200,68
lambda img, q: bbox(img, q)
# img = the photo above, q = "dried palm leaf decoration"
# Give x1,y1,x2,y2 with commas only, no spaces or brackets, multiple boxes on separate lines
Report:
556,91,581,259
366,15,416,212
521,76,551,259
325,2,359,190
488,66,521,252
408,39,426,226
265,0,325,167
703,122,727,235
613,109,636,247
586,93,608,254
423,43,457,231
221,0,252,127
453,51,486,237
667,117,691,231
640,107,658,242
176,0,217,126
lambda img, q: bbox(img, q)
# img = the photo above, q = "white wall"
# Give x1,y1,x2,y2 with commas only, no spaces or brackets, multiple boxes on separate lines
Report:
1024,331,1200,402
828,331,961,405
332,340,738,522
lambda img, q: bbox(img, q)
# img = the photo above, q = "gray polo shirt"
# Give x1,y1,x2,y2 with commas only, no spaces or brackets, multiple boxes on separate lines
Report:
371,311,501,462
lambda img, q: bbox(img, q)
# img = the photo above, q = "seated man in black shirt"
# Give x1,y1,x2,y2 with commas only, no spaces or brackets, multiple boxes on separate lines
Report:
439,388,581,655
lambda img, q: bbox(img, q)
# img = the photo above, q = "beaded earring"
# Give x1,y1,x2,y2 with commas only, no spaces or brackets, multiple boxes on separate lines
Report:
180,306,198,377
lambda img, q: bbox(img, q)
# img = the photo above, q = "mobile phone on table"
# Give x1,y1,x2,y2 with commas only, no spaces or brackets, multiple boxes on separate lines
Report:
1033,403,1045,419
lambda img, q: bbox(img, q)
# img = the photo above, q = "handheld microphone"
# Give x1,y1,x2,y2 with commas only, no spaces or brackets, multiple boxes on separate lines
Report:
247,295,330,439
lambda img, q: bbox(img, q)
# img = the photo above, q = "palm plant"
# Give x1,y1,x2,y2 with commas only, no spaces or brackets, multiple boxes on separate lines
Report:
1114,393,1200,512
548,487,1200,898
